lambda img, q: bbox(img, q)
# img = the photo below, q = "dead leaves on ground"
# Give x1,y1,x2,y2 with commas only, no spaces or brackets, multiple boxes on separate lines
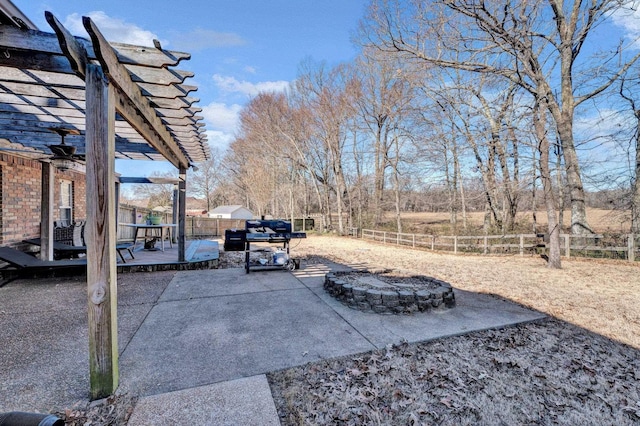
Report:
268,318,640,425
51,394,136,426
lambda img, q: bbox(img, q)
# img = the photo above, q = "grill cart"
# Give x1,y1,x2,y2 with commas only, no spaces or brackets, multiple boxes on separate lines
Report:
224,219,306,273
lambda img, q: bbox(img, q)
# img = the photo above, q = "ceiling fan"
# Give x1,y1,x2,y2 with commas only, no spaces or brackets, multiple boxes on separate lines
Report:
47,127,85,171
0,126,85,171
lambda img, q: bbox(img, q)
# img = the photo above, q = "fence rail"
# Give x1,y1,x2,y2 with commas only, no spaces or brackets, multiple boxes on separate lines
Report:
358,229,638,262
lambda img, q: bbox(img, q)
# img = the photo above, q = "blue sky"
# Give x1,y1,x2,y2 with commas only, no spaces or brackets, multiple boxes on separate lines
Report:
16,0,368,176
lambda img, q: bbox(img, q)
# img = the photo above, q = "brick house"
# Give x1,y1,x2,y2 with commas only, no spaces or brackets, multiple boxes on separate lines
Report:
0,153,87,248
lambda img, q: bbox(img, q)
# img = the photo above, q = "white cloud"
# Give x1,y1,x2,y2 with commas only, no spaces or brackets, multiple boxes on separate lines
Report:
575,108,626,138
212,74,289,97
611,6,640,42
201,102,242,133
206,130,235,151
63,11,160,46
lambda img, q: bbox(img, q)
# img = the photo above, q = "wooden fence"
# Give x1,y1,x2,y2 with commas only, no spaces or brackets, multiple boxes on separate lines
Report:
116,205,314,241
357,229,638,262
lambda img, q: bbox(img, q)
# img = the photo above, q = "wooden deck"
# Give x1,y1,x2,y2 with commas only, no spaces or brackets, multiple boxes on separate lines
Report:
116,239,220,273
1,239,219,284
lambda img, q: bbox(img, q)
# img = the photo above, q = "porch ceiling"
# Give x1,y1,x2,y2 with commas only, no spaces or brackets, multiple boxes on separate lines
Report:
0,11,209,169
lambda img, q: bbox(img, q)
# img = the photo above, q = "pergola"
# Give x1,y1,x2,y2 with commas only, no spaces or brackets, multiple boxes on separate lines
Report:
0,7,209,398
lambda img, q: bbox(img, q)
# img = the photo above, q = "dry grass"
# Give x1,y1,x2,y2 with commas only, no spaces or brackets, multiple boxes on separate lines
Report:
390,208,631,234
292,234,640,348
267,234,640,425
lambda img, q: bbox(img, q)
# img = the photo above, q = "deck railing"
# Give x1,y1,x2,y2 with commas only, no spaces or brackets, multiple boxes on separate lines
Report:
357,229,638,262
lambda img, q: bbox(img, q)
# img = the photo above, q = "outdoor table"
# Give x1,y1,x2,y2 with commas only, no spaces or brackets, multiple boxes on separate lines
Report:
122,223,176,252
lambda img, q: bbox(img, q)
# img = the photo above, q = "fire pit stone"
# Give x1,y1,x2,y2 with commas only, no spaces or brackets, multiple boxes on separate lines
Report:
325,270,455,314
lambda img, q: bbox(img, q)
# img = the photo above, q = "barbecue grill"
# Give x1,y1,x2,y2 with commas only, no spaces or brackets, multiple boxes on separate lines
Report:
223,219,306,273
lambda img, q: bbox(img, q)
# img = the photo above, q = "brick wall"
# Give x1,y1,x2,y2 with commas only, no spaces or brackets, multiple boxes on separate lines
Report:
0,153,86,246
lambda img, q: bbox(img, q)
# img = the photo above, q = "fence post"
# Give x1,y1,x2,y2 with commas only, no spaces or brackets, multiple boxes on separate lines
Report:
628,233,635,262
383,232,386,244
431,235,435,250
397,233,400,245
483,236,488,254
564,234,571,258
454,236,458,254
519,234,524,256
412,234,415,248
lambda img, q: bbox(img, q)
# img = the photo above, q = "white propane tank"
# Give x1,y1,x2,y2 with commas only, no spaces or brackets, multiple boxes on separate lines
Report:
273,249,288,265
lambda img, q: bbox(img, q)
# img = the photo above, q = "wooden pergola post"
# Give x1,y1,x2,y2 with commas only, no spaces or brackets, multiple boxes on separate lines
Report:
39,162,55,261
85,63,118,399
172,184,179,243
178,166,187,262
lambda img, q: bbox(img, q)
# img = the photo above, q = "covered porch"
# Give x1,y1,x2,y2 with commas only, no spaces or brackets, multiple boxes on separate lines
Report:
0,1,210,399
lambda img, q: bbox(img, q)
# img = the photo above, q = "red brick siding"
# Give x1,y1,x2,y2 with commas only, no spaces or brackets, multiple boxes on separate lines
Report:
0,153,86,246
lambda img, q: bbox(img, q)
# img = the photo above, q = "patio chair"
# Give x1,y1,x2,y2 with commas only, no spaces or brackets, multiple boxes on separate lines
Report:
68,220,133,262
0,246,86,286
0,246,86,269
116,241,135,263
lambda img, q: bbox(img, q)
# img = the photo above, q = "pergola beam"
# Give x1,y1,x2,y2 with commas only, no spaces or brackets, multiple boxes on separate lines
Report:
0,25,191,68
118,176,179,184
81,17,191,169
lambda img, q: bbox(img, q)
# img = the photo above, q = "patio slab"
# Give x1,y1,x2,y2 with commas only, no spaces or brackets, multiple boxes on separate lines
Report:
0,273,172,413
0,260,547,423
118,269,375,397
127,375,279,426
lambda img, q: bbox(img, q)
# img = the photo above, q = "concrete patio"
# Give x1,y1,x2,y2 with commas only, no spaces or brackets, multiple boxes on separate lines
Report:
0,259,545,424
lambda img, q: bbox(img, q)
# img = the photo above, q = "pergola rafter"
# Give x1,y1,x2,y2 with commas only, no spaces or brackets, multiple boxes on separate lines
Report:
0,20,209,165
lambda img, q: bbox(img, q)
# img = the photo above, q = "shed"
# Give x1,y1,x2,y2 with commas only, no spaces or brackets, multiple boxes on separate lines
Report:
208,205,254,220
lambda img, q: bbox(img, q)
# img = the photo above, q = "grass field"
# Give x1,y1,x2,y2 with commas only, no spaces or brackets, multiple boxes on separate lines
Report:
382,208,631,235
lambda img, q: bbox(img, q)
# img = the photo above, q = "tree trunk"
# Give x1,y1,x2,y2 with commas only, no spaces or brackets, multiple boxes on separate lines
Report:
549,95,591,235
534,100,561,268
373,126,386,227
452,137,467,231
443,140,457,230
531,149,538,234
555,143,565,233
392,135,402,234
632,111,640,233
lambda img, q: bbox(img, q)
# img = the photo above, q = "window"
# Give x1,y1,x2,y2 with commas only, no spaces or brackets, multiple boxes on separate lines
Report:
60,180,73,225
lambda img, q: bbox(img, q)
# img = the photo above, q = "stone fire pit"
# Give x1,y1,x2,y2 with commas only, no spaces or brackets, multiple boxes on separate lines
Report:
324,270,455,314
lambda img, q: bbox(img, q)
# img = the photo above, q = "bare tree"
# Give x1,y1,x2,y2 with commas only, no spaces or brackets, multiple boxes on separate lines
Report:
353,50,414,228
417,70,524,233
295,61,361,234
189,147,223,212
130,171,175,209
223,136,277,218
363,0,640,235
